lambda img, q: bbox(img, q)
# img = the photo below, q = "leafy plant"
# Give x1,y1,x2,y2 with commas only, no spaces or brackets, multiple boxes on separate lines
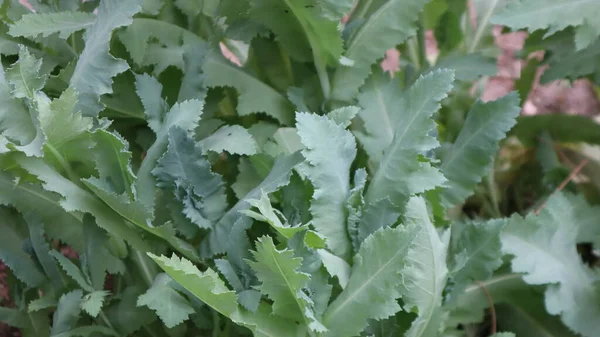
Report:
0,0,599,337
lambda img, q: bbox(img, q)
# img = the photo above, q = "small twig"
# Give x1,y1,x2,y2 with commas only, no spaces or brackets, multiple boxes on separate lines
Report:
476,280,496,335
534,159,589,215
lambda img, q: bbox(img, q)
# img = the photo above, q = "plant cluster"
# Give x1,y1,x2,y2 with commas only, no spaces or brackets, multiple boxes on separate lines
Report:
0,0,599,337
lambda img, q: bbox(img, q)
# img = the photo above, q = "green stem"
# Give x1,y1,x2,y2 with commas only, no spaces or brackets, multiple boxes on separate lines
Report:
407,39,420,70
468,0,499,53
212,311,221,337
416,15,428,69
314,57,331,101
132,249,156,287
45,143,80,185
486,162,502,218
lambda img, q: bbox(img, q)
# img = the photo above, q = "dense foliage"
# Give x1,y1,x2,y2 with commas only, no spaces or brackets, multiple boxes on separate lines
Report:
0,0,599,336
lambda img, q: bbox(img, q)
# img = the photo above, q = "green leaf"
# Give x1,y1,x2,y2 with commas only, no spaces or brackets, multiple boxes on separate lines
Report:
440,92,521,207
502,192,600,337
51,326,118,337
428,53,497,81
135,99,205,210
202,50,294,125
153,126,227,228
69,0,142,117
241,190,308,239
248,0,344,70
17,156,150,251
512,114,600,146
51,290,83,335
230,303,307,337
50,250,94,292
331,0,430,101
202,151,304,256
296,112,356,261
317,249,350,289
448,219,506,288
491,333,516,337
24,214,65,290
135,73,168,134
6,46,47,99
148,253,239,317
174,0,219,17
249,236,326,332
199,125,259,155
0,80,37,148
0,215,47,287
0,171,84,251
322,224,420,337
137,273,195,328
8,11,95,39
400,197,449,337
80,291,109,318
540,39,600,82
358,70,454,240
492,0,600,50
106,287,156,336
82,215,126,290
29,294,57,313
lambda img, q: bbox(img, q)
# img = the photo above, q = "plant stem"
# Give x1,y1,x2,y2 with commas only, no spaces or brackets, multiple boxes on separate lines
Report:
212,310,221,337
314,57,331,101
132,249,156,287
468,0,499,53
416,14,428,70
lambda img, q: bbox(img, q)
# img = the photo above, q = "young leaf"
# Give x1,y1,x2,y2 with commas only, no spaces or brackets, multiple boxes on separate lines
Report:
296,112,356,261
502,192,600,337
241,190,309,239
249,236,326,332
322,224,420,337
492,0,600,50
199,125,259,155
330,0,430,101
24,214,65,290
8,11,95,39
400,197,449,337
106,287,156,335
82,215,126,290
148,253,239,317
440,93,521,207
317,249,350,289
202,50,295,125
137,274,195,328
134,73,168,134
81,291,109,318
69,0,142,117
6,46,47,100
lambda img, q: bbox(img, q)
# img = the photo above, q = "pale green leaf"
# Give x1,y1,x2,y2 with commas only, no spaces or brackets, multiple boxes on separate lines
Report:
241,190,308,238
440,93,520,207
202,152,304,256
202,50,294,125
429,53,497,81
492,0,600,50
249,236,326,332
296,112,356,261
6,46,46,99
137,274,194,328
448,219,506,289
148,253,239,317
323,224,420,337
231,303,307,337
51,326,118,337
0,81,36,147
317,249,350,289
70,0,142,117
51,290,83,335
502,192,600,337
331,0,430,101
400,197,449,337
82,215,126,290
134,73,168,134
153,126,227,228
106,287,156,336
199,125,259,155
8,11,95,39
80,291,109,318
490,333,516,337
175,0,219,17
135,99,205,210
28,294,57,313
